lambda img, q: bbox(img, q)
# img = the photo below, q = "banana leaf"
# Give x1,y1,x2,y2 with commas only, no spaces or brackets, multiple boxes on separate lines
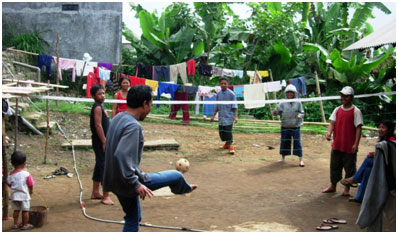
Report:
139,11,167,49
273,41,291,64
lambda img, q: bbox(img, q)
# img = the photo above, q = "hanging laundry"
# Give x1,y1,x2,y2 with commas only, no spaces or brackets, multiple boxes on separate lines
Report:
244,83,265,109
169,91,190,124
76,60,98,76
169,62,188,84
263,81,282,92
99,67,111,81
281,80,287,87
187,59,196,76
228,85,234,91
37,54,53,78
221,68,235,78
232,69,244,78
86,72,100,98
289,77,307,96
233,85,244,98
145,79,159,92
247,71,262,84
153,66,170,81
199,63,212,77
182,85,198,97
258,70,269,78
136,64,153,79
197,85,220,98
212,66,223,77
98,62,112,71
203,95,216,117
129,75,146,87
156,82,180,107
53,57,76,82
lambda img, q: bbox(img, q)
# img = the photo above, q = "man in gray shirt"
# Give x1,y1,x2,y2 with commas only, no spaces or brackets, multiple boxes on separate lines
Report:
211,78,238,154
103,85,197,232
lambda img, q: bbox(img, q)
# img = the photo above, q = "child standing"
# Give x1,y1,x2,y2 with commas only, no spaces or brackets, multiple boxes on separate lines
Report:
210,78,238,154
7,151,35,230
323,86,363,196
273,84,305,167
90,84,114,205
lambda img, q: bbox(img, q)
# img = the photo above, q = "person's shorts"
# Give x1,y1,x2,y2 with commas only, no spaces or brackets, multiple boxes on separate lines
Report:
12,200,30,211
219,125,233,142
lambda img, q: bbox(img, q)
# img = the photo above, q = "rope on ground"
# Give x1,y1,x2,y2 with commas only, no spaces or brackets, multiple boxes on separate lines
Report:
55,122,206,231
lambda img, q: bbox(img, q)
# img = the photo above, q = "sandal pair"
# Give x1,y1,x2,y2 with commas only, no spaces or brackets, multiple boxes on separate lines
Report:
316,223,338,231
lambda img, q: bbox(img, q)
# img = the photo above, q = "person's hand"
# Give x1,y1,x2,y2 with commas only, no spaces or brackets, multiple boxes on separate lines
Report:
296,115,302,120
352,144,359,154
234,117,238,123
326,133,332,141
367,152,375,158
136,184,153,200
210,116,214,122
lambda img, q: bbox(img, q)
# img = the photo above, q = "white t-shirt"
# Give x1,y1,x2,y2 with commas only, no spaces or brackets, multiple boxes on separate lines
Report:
329,105,363,127
7,170,34,201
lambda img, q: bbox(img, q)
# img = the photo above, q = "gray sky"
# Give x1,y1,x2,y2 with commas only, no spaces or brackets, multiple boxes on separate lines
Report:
122,2,396,43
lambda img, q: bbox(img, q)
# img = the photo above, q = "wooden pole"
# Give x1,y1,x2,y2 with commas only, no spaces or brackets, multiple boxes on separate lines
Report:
2,117,10,220
14,97,18,152
314,70,326,123
55,32,60,107
44,81,50,164
268,69,279,121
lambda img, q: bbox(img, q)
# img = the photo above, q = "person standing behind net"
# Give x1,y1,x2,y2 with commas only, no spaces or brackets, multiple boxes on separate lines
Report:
272,84,305,167
112,77,130,118
210,77,238,155
323,86,363,196
103,85,197,232
90,84,114,205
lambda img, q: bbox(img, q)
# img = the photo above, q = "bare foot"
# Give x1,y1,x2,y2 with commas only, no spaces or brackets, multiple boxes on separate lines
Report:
101,197,114,205
322,185,336,193
91,193,103,199
342,187,350,196
191,184,198,191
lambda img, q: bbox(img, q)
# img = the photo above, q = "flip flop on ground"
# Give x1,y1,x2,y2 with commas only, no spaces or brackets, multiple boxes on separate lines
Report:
20,224,34,230
316,223,339,231
12,224,23,229
323,218,347,224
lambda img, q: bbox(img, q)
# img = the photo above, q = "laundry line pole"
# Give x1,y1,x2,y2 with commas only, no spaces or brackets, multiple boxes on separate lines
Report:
314,70,326,123
55,32,60,107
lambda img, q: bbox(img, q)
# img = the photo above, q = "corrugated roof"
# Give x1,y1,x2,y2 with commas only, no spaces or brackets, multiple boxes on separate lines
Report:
343,19,396,51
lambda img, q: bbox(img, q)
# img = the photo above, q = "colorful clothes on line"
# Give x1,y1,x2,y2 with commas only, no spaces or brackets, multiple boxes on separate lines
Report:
156,82,180,107
187,59,196,76
53,57,76,82
37,54,53,78
99,67,111,81
212,66,223,77
169,91,190,124
289,77,307,96
203,95,216,117
86,72,100,98
199,63,212,76
76,60,98,76
136,64,153,79
153,66,170,81
263,81,282,92
258,70,269,77
182,85,198,96
170,62,188,84
232,69,244,78
128,76,146,87
145,79,159,92
243,83,265,109
98,62,112,71
233,85,244,98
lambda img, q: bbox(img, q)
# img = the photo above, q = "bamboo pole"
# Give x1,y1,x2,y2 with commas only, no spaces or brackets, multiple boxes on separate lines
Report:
44,81,50,164
55,32,60,107
268,69,280,121
14,97,18,152
2,117,10,220
314,70,326,122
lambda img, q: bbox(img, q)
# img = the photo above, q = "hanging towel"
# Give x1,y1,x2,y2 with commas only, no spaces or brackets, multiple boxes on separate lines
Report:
37,54,53,78
198,86,217,98
232,70,244,78
203,95,216,117
169,62,188,84
244,83,265,109
53,57,77,82
194,91,201,115
99,67,111,81
233,85,244,98
212,66,223,77
145,79,159,92
156,82,180,107
289,77,307,97
136,64,153,79
187,59,196,76
258,70,269,77
76,61,98,76
199,63,213,76
98,62,112,71
281,80,287,87
129,76,146,87
221,68,235,78
264,81,282,92
153,66,170,81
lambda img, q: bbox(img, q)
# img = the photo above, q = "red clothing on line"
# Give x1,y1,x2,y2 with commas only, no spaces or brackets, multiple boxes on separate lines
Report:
187,59,196,76
332,107,356,153
86,72,100,98
169,91,190,124
129,75,146,87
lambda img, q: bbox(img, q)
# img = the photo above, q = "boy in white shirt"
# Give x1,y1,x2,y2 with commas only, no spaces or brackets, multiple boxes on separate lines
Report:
7,151,35,230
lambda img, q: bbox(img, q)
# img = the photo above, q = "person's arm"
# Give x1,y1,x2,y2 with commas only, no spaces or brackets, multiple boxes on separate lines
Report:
210,107,218,122
326,120,335,141
112,93,118,118
94,106,106,152
26,175,34,195
28,186,33,195
297,103,304,119
234,108,238,123
352,125,362,153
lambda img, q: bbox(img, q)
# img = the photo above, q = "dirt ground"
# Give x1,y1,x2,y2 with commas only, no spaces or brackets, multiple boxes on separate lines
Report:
2,112,396,232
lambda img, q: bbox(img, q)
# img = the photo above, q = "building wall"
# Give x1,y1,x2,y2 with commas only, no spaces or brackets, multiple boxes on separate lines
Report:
2,2,122,64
